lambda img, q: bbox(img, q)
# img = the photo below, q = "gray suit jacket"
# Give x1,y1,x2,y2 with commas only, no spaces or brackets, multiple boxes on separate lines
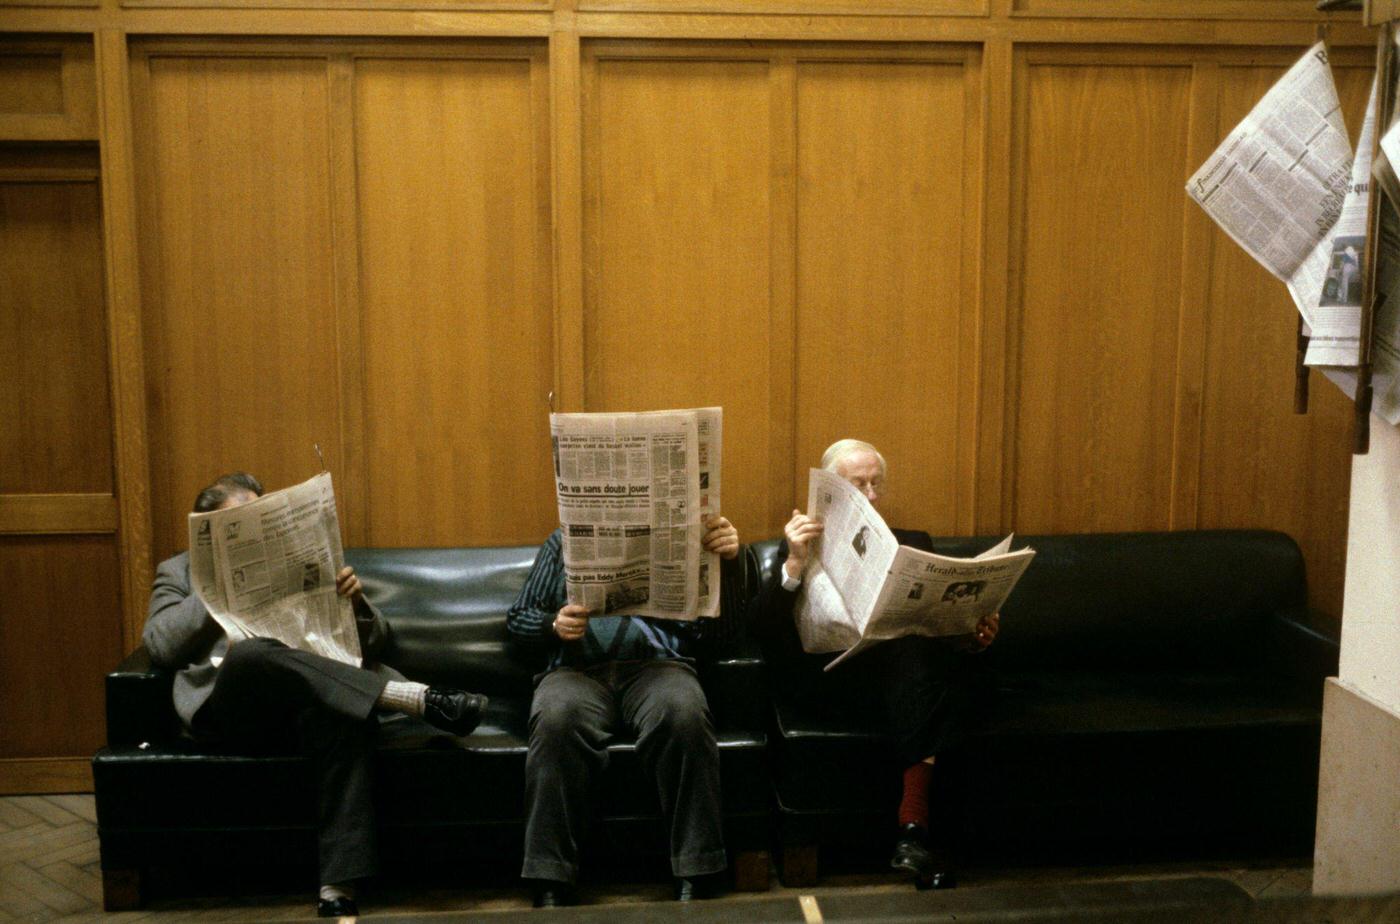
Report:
143,551,395,729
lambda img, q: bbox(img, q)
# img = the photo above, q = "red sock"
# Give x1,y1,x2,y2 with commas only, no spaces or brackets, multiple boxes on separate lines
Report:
898,761,934,829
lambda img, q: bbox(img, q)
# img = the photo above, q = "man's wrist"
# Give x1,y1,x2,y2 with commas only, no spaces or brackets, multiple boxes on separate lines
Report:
781,559,803,591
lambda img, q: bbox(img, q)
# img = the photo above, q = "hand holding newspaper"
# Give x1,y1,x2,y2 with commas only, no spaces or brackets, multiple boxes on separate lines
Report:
795,468,1035,671
549,407,722,621
187,471,362,666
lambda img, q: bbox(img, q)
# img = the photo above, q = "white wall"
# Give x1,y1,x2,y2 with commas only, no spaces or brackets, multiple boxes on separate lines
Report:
1314,417,1400,896
1338,418,1400,712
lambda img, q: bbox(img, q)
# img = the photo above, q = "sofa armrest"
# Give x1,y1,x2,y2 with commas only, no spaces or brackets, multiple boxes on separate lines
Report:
700,635,766,735
1261,607,1340,703
106,647,181,747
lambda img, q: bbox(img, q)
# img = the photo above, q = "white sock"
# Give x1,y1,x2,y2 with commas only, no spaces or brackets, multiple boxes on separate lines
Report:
377,680,428,717
319,882,355,902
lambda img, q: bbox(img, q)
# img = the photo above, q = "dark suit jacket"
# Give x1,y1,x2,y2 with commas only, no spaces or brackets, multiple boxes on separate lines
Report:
143,551,394,728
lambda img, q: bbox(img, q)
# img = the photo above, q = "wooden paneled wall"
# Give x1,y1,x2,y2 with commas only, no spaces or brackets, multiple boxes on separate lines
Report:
0,2,1370,791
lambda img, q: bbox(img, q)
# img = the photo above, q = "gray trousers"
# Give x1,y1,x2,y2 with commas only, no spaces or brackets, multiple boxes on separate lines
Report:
191,637,387,885
521,660,727,883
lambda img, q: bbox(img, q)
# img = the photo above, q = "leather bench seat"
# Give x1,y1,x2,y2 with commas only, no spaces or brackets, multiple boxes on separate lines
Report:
94,543,770,907
754,530,1338,874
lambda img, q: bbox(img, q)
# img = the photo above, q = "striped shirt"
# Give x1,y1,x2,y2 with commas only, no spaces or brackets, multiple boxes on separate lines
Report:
507,529,738,672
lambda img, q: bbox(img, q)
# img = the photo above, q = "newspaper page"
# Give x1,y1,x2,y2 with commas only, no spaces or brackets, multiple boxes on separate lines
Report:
824,536,1036,671
1323,194,1400,424
186,471,362,666
793,467,900,654
1303,76,1379,366
550,407,721,621
694,408,723,616
1186,43,1353,330
793,468,1035,671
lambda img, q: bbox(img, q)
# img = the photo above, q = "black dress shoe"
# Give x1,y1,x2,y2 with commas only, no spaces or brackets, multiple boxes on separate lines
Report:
532,881,577,908
890,823,956,891
675,872,726,901
316,896,359,917
423,688,488,736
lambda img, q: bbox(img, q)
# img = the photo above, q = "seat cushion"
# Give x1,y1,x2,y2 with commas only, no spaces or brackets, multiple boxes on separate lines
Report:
770,669,1322,815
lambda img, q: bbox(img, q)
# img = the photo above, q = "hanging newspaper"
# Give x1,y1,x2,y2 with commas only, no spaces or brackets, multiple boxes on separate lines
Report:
1186,43,1366,365
795,468,1035,671
187,471,362,666
1324,196,1400,424
1303,76,1378,366
1336,101,1400,425
550,407,722,621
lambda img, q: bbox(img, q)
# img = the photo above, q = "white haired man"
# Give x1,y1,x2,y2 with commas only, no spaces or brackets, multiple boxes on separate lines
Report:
749,440,999,890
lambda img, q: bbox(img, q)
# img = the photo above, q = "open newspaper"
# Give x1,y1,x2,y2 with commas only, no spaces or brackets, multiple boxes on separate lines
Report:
550,407,722,621
1186,44,1371,367
795,468,1035,671
187,471,362,666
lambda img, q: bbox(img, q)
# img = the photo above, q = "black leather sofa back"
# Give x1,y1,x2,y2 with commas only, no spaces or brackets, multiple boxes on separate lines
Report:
346,545,542,695
753,529,1306,671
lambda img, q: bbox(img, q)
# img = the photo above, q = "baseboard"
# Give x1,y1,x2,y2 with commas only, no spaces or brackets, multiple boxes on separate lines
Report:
0,757,93,794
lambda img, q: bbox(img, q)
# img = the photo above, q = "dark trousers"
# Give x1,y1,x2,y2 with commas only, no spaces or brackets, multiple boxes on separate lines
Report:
191,637,387,885
521,660,726,884
788,635,973,766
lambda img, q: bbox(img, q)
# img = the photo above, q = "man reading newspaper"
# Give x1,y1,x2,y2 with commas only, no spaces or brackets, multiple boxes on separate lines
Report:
506,407,743,907
142,471,488,918
749,440,1018,893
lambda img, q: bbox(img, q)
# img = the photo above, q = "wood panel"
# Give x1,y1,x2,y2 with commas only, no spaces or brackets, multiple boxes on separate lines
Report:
0,53,64,112
354,50,556,546
580,0,986,15
134,51,342,562
0,176,113,495
0,536,123,759
0,495,117,534
793,54,978,534
1194,63,1370,617
583,51,775,543
0,38,97,140
1011,0,1325,19
1010,56,1192,533
122,0,547,7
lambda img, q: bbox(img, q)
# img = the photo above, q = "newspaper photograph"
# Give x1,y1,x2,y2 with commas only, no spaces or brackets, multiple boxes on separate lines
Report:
1186,42,1353,330
550,407,722,621
186,471,362,666
794,468,1035,671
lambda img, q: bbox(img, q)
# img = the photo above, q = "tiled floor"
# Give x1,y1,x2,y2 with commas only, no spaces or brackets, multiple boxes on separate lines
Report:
0,794,1316,922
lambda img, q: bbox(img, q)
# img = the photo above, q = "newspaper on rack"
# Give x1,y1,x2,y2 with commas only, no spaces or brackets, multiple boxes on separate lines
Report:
186,471,362,666
1301,76,1378,366
1185,43,1356,343
794,468,1036,671
1324,194,1400,424
550,407,722,621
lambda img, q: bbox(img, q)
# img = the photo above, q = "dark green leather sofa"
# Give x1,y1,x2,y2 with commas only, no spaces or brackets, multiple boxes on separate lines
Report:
92,544,769,909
